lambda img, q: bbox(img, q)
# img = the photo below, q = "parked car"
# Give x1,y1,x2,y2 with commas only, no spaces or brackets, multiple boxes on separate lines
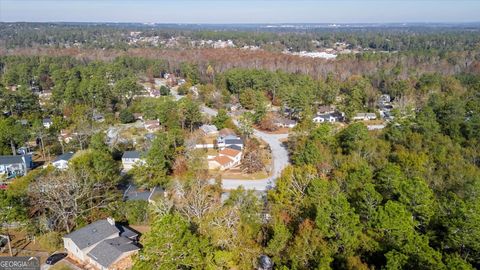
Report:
45,253,67,265
0,236,8,248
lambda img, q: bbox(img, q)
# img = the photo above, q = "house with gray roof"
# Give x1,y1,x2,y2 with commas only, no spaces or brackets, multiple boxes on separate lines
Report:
0,155,32,179
216,135,244,150
121,151,145,172
123,185,162,203
51,152,75,170
63,218,139,270
43,117,53,129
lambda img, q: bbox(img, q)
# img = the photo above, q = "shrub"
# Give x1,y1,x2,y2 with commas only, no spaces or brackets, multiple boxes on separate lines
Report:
37,231,62,253
119,110,135,124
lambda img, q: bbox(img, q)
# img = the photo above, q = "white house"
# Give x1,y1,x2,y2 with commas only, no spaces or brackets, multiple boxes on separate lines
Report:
121,151,145,171
274,117,297,128
63,218,139,270
219,148,242,167
43,118,53,129
313,111,343,123
208,147,242,171
353,113,377,121
51,152,75,170
208,156,235,171
0,155,33,179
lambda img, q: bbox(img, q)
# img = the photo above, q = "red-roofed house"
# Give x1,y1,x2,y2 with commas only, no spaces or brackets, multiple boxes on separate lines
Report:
208,155,234,171
219,148,242,166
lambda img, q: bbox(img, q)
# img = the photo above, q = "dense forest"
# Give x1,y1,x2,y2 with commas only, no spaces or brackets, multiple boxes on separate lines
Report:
0,25,480,269
2,22,480,52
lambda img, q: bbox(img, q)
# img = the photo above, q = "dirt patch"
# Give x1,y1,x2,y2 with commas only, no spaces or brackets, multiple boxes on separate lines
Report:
216,166,270,180
129,225,151,234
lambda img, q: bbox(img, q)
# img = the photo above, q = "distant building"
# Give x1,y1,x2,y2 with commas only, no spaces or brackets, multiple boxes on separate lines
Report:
199,124,219,136
178,79,186,86
378,94,391,104
225,103,240,112
0,155,33,179
58,129,74,144
367,124,386,131
144,120,160,132
352,113,377,121
273,117,297,128
52,152,75,170
121,151,145,171
313,111,344,123
43,117,53,129
63,218,139,270
92,113,105,123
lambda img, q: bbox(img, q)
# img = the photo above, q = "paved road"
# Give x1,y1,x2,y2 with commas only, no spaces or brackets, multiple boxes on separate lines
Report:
202,106,290,191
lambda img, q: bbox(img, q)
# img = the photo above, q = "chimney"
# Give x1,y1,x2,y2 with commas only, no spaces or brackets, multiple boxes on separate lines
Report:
107,217,115,226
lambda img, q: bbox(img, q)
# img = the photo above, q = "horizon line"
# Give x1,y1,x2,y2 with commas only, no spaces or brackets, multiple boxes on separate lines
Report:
2,21,480,25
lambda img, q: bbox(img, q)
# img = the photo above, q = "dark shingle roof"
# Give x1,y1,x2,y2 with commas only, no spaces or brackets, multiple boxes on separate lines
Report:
63,220,120,249
116,224,139,239
123,189,151,201
225,139,243,145
54,152,75,162
0,155,24,165
87,237,139,268
122,151,140,159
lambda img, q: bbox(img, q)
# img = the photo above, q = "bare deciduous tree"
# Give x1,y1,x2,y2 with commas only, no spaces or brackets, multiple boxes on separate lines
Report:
170,178,220,221
241,139,267,174
29,169,116,232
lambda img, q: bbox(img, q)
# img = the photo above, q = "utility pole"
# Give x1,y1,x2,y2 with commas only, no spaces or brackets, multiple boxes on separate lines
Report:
0,234,13,256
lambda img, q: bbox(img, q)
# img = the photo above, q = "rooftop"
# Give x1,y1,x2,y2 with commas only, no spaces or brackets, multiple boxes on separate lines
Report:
63,219,120,250
214,155,233,166
0,155,26,165
225,138,243,145
219,148,242,158
87,237,139,268
122,151,141,159
54,152,75,162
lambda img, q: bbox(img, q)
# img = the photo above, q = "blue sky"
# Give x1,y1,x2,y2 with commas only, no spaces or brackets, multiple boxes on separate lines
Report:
1,0,479,23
